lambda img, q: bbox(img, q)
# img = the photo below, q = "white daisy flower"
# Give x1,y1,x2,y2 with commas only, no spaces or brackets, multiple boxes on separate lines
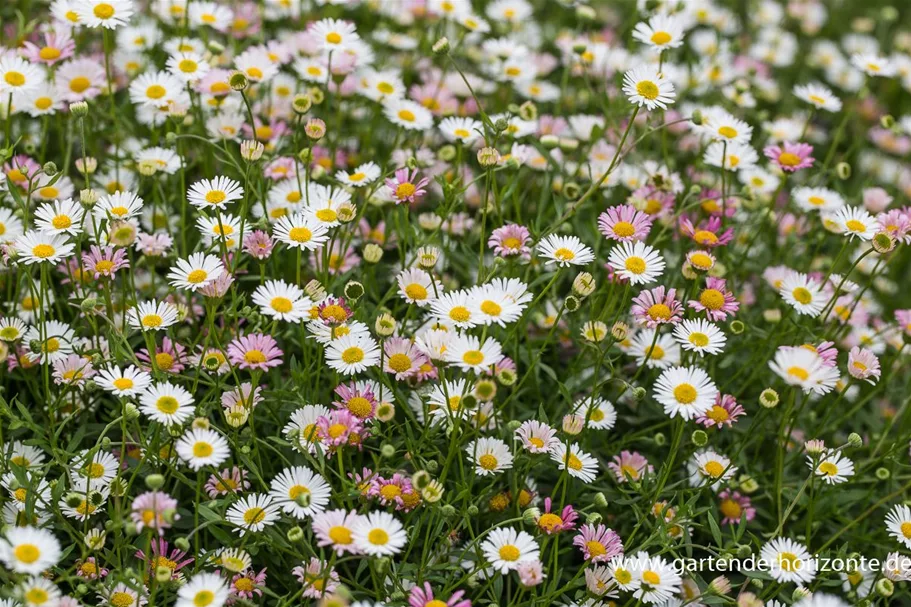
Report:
653,365,718,420
769,346,840,395
632,14,685,50
252,280,312,322
310,18,360,53
465,437,513,476
885,504,911,549
383,98,434,131
74,0,134,28
572,397,617,430
15,230,75,265
16,576,62,607
127,300,179,332
779,270,827,316
324,335,381,375
335,162,380,187
672,319,726,356
607,241,666,285
688,449,737,490
481,527,539,573
0,317,28,342
630,552,683,605
269,466,331,519
128,70,186,107
622,66,676,111
760,537,817,584
23,321,75,364
176,428,231,470
167,253,225,291
549,442,599,482
831,205,877,241
793,83,842,112
629,329,681,369
176,572,230,607
850,53,895,77
430,290,478,329
352,511,407,556
273,213,330,251
187,176,244,209
166,51,211,83
397,268,436,307
703,141,758,171
139,382,194,426
809,450,854,485
792,186,844,212
537,234,595,267
94,365,152,396
226,493,280,536
444,333,504,372
0,526,61,574
0,56,46,96
439,116,483,144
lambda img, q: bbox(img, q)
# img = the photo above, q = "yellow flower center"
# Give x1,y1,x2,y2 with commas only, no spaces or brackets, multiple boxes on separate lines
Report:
462,350,484,365
113,378,134,390
243,507,266,524
94,3,115,18
706,405,729,423
636,80,659,100
498,545,520,561
480,300,502,316
700,289,724,310
778,552,800,572
388,353,412,373
642,570,661,585
157,396,179,414
647,303,671,321
32,244,56,258
4,71,25,86
14,544,40,563
650,31,672,45
612,221,635,237
329,525,352,544
315,208,337,222
788,366,809,381
193,590,215,607
720,498,742,519
688,332,710,347
244,350,266,364
398,109,416,122
717,126,737,139
368,529,389,545
326,32,342,44
478,454,498,470
624,256,646,274
146,84,167,99
777,152,801,166
791,287,812,305
704,460,724,478
449,306,470,322
205,190,226,204
553,247,575,261
39,46,61,61
142,314,163,327
341,347,364,364
179,59,198,73
405,284,428,300
110,592,134,607
673,383,697,404
818,462,838,476
193,442,213,457
693,230,718,245
187,269,208,284
845,219,866,233
270,297,293,313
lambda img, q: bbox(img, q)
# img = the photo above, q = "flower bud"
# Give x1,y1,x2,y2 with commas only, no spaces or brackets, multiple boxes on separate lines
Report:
541,134,559,149
881,114,895,129
305,118,326,140
564,295,581,312
363,243,383,263
876,578,894,597
691,430,708,446
759,388,779,408
875,467,891,480
477,147,500,167
293,94,312,115
467,505,479,517
240,140,264,161
145,474,165,490
229,71,248,91
380,443,395,458
730,320,745,334
847,432,863,448
611,321,628,341
156,565,172,583
572,272,596,298
653,432,666,446
375,313,396,336
593,492,608,508
872,232,896,254
344,281,364,301
836,162,851,180
522,507,541,525
70,101,89,117
792,587,811,602
432,37,451,55
691,109,704,125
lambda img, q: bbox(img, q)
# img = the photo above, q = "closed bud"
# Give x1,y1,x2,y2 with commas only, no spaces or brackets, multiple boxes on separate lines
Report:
124,403,140,421
80,188,99,206
518,100,537,121
611,321,629,341
632,386,647,401
760,388,779,408
304,279,326,301
156,565,172,583
691,430,708,446
81,297,98,312
736,544,752,559
380,443,395,458
654,432,666,446
571,272,596,298
876,467,891,480
240,140,264,161
522,507,541,525
876,579,894,597
438,144,456,162
432,37,451,55
477,147,500,166
558,138,579,152
441,504,457,517
576,5,596,20
847,432,863,448
305,118,326,140
229,71,249,91
145,474,165,490
872,231,896,254
792,587,811,602
293,94,312,114
363,243,383,263
174,537,191,551
836,161,851,180
286,526,304,543
691,109,704,125
730,320,745,334
881,114,895,129
563,181,581,200
76,584,89,596
494,118,509,132
709,576,732,595
564,295,581,312
467,505,479,517
70,101,89,117
541,134,559,149
593,492,608,508
375,313,396,336
412,470,431,490
344,281,364,301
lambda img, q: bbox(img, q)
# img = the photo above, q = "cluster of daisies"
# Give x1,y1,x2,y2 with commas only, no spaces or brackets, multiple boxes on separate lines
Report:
2,1,911,607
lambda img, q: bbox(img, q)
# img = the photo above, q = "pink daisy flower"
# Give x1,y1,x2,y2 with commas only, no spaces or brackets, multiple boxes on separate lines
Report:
896,309,911,336
75,557,108,580
333,381,378,420
537,497,579,535
263,157,298,180
293,557,339,599
598,204,653,242
515,420,558,453
764,141,814,172
697,394,746,428
409,583,471,607
384,337,429,380
877,209,911,244
205,466,251,498
631,286,683,328
631,186,675,219
696,187,737,217
848,346,880,384
243,230,275,259
311,509,363,555
82,246,129,279
573,523,624,563
131,491,179,535
488,223,532,259
717,490,755,526
221,383,264,409
135,539,194,580
316,409,364,451
20,31,76,66
227,333,283,371
679,216,734,248
370,473,413,509
688,277,739,321
385,168,429,205
137,337,188,375
608,450,653,483
136,233,174,257
517,561,546,587
229,568,267,602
